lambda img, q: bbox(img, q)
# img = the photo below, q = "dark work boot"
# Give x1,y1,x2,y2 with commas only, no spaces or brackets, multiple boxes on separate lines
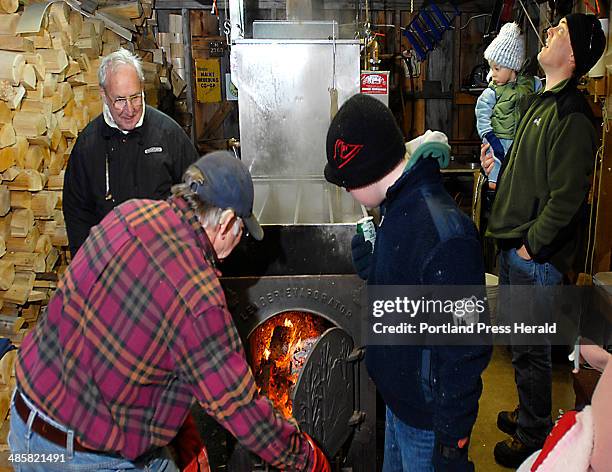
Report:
497,407,519,435
494,435,540,468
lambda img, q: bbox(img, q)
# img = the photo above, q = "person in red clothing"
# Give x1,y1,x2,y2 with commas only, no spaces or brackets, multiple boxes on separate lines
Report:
10,151,329,472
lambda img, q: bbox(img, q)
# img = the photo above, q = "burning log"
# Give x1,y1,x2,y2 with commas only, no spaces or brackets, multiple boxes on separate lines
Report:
255,325,293,398
251,313,332,419
268,324,292,361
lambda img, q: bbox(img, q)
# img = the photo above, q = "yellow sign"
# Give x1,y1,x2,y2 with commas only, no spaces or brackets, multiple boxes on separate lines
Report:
195,58,221,103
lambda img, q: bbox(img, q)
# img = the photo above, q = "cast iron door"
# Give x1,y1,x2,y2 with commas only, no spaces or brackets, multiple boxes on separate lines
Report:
292,327,354,459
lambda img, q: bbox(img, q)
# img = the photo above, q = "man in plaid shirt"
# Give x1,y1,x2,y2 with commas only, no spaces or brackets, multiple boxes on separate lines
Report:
10,151,330,471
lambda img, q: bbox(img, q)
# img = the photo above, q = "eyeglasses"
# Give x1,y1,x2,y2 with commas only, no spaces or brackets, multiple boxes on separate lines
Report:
107,91,143,112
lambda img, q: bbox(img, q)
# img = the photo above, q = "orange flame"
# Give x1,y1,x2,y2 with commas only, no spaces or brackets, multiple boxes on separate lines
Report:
250,311,331,419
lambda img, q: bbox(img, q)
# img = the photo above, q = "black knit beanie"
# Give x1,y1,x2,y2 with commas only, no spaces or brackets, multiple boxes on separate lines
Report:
324,94,405,189
565,13,606,78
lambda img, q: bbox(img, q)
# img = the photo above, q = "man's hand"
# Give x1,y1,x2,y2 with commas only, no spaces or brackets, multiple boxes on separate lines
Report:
183,449,210,472
303,433,331,472
516,245,531,261
433,437,473,471
580,343,611,372
480,144,495,176
172,413,210,472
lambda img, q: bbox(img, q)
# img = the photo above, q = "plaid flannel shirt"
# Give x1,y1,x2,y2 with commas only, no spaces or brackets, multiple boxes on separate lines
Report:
16,197,311,469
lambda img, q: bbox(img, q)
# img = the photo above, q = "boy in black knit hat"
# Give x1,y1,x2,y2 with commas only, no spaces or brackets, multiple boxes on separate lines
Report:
326,94,492,472
481,13,605,468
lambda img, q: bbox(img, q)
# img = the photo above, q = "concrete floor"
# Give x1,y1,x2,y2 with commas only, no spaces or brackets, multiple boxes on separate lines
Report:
469,346,575,470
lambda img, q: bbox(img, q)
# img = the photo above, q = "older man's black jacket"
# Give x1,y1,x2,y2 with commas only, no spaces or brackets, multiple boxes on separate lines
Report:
63,106,198,256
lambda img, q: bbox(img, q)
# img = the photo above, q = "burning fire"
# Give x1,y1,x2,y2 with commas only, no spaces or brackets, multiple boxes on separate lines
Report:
250,311,331,419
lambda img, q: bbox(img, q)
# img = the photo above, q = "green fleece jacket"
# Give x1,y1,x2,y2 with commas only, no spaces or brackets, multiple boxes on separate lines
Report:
486,78,597,273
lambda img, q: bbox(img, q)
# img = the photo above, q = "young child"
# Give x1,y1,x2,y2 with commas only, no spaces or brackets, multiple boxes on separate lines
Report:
476,22,542,189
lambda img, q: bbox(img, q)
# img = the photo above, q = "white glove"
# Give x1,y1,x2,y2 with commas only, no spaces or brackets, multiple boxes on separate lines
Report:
405,130,449,157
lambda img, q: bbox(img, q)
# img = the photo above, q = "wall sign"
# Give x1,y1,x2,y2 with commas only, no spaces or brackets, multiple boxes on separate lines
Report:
360,71,389,94
195,58,221,103
360,71,389,105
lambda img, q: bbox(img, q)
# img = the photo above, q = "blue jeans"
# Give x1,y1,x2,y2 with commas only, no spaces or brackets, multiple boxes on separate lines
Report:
8,392,179,471
383,407,435,472
498,249,563,447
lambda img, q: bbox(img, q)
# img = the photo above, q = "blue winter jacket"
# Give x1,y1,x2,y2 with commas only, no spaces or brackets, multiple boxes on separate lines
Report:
366,157,492,458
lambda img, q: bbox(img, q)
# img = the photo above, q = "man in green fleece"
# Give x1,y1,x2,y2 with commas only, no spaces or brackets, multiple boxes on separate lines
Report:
480,13,605,468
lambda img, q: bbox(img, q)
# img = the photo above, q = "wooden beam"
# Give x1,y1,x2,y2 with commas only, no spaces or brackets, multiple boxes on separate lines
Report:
593,126,612,272
182,9,196,144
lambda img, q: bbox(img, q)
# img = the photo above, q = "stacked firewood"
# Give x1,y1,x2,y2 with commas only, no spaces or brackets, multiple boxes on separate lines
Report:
0,1,172,449
157,13,187,97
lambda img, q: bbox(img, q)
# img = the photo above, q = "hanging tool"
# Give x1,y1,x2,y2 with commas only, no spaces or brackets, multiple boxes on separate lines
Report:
402,3,460,61
330,25,339,118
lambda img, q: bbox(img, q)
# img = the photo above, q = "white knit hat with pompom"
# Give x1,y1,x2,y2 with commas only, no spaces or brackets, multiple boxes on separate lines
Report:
484,22,525,71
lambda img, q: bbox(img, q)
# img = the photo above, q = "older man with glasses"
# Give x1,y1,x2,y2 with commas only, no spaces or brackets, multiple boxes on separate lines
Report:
63,48,199,257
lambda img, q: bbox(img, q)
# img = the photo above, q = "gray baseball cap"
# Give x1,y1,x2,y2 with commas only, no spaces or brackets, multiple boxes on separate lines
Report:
190,151,263,240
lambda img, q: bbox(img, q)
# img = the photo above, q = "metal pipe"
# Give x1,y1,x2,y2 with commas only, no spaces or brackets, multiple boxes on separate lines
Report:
327,187,335,224
294,184,303,224
228,0,244,42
